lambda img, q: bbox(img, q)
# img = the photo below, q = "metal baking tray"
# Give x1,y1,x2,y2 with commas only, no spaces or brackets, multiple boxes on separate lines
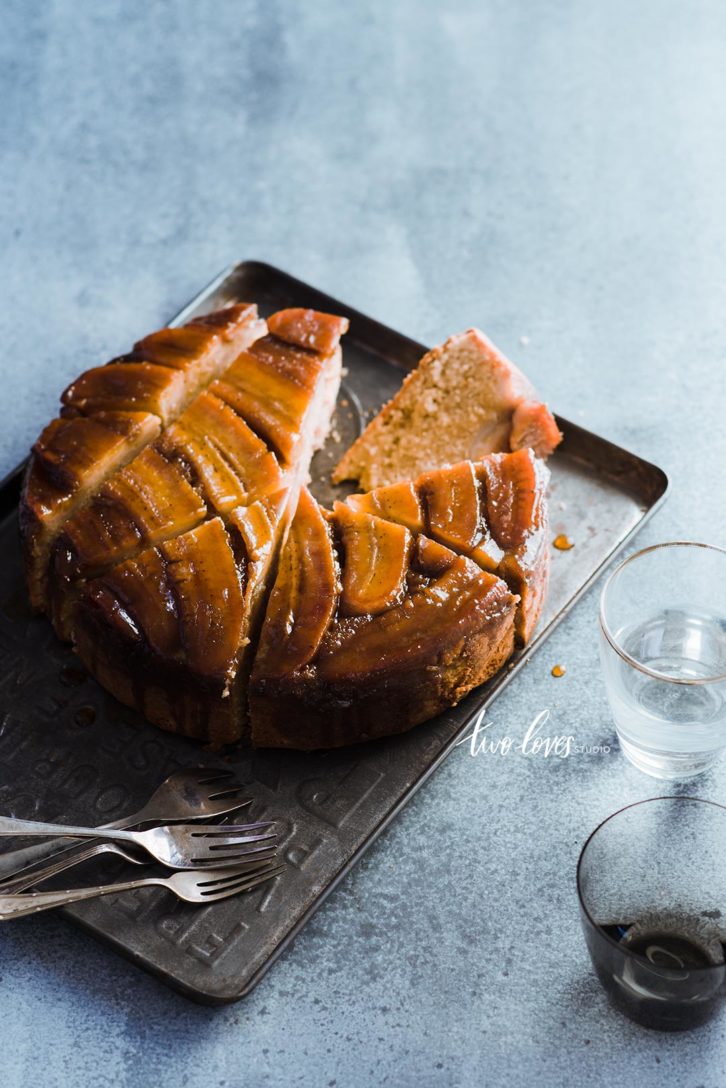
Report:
0,261,668,1003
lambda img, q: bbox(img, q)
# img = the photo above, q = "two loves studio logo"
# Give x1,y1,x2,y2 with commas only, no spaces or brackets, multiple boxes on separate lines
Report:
455,708,611,759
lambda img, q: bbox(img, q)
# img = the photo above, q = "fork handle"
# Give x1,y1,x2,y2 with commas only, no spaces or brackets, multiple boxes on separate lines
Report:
0,842,149,894
0,814,141,880
0,840,79,879
0,876,165,920
0,816,133,843
0,842,107,894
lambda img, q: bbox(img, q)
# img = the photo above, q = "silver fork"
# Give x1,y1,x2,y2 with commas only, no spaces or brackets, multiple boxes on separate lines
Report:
0,862,287,921
0,816,277,870
0,839,277,894
0,767,251,881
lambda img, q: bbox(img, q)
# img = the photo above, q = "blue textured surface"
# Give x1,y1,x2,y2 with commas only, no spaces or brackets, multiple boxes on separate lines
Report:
3,1,726,1085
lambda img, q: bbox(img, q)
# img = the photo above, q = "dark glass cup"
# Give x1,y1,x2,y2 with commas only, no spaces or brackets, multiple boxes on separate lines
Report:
577,797,726,1030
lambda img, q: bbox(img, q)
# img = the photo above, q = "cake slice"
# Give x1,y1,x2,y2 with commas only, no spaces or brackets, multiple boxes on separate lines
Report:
343,448,549,644
333,328,561,489
21,303,264,611
58,309,349,746
248,488,518,750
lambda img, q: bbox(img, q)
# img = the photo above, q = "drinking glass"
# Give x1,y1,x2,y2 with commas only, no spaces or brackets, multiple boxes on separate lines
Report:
577,797,726,1031
599,542,726,779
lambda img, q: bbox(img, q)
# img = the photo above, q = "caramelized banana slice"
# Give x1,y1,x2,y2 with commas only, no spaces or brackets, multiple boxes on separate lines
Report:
53,447,206,588
228,500,276,565
251,488,339,679
188,303,261,336
478,448,542,551
20,411,161,610
478,448,550,642
345,479,424,533
62,362,188,425
267,308,349,354
72,518,247,745
160,520,246,679
211,349,316,463
334,503,412,616
131,323,223,371
419,461,504,571
212,309,348,463
82,546,181,659
130,302,261,379
317,555,511,683
61,303,263,424
510,400,562,459
159,391,283,515
411,533,458,577
28,411,158,494
226,500,280,644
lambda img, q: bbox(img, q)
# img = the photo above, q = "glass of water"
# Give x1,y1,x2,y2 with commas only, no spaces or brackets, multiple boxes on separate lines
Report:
599,542,726,779
578,797,726,1031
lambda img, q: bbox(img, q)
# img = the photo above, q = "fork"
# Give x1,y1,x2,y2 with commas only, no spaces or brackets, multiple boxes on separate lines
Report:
0,861,287,920
0,839,277,894
0,816,277,870
0,767,251,881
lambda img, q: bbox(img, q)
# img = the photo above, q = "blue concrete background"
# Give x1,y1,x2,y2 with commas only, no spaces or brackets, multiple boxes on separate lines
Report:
3,1,726,1085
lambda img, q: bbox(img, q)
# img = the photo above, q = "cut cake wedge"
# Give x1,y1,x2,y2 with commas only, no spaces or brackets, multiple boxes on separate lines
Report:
333,328,561,489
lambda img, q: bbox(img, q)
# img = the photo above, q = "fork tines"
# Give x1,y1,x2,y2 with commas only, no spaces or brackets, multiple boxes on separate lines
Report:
194,863,287,900
187,822,278,866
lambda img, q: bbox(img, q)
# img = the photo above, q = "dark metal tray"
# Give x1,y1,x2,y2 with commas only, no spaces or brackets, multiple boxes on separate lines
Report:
0,261,669,1003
